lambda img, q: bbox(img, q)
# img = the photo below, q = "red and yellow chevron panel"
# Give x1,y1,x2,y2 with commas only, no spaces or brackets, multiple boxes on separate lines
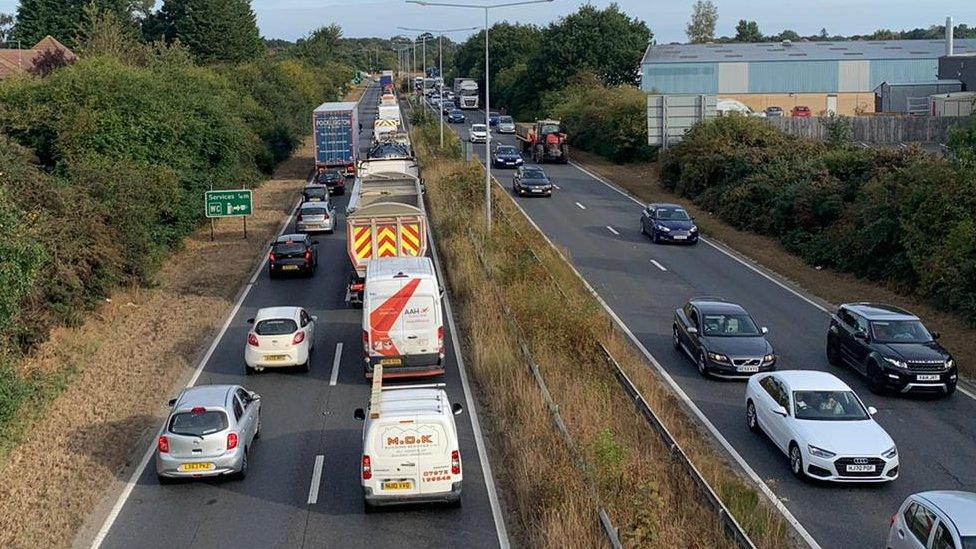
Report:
376,225,398,258
401,223,421,256
354,226,372,260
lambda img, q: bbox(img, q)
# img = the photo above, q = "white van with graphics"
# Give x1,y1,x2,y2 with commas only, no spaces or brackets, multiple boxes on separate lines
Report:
354,384,463,511
362,257,444,379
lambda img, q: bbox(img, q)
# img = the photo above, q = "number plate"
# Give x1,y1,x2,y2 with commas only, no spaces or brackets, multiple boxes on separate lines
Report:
180,462,215,472
383,481,412,490
673,234,688,240
737,366,760,373
265,354,289,361
917,374,940,381
845,464,876,473
282,265,300,271
380,358,402,365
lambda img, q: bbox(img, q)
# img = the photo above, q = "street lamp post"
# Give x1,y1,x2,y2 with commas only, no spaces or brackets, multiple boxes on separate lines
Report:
407,0,556,232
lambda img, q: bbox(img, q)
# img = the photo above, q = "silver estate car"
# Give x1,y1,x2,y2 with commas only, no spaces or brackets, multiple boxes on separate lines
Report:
156,385,261,483
296,200,336,234
496,115,516,134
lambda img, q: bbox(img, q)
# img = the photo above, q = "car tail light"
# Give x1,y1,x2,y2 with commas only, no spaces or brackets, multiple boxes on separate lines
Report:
362,455,372,480
451,450,461,475
363,330,369,352
891,513,898,525
292,331,306,345
227,432,238,450
191,407,206,414
247,332,259,347
438,326,444,355
304,250,312,263
158,436,169,453
323,213,330,220
269,252,276,263
351,282,364,291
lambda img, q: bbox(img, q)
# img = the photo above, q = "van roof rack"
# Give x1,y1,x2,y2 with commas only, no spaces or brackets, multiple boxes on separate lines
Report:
369,363,383,419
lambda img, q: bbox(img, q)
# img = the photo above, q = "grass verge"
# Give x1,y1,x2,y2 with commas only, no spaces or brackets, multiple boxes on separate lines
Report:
572,150,976,381
413,120,792,547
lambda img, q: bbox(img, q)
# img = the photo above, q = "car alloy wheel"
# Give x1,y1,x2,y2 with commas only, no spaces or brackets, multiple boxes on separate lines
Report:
672,326,680,350
867,362,886,395
747,401,759,433
235,449,249,480
697,352,708,377
789,444,804,479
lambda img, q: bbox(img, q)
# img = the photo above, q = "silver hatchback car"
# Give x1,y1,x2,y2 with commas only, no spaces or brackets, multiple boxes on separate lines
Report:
156,385,261,483
296,200,336,234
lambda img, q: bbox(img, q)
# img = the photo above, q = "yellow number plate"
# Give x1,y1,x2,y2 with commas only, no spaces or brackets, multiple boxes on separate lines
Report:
383,481,412,490
180,462,215,472
282,265,300,271
265,355,288,361
380,358,402,365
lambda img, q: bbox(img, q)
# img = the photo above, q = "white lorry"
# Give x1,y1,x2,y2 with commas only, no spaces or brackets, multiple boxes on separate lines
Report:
354,375,463,511
362,257,444,378
453,78,479,109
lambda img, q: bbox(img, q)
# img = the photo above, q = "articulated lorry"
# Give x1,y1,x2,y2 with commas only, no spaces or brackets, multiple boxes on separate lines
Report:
515,119,569,164
453,78,479,109
344,158,427,306
313,102,361,177
380,70,394,93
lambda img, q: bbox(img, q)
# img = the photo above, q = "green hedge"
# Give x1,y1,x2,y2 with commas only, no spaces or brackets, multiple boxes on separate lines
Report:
660,115,976,323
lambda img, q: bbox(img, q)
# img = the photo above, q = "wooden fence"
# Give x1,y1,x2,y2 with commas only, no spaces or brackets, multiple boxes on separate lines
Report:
765,115,971,144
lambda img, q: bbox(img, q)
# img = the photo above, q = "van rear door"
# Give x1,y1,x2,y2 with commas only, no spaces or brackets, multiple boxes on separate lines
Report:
370,418,421,496
399,292,438,356
416,419,456,495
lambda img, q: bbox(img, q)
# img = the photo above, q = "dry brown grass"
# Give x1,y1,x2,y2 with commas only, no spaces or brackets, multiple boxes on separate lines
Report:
414,124,780,547
0,140,312,549
573,150,976,381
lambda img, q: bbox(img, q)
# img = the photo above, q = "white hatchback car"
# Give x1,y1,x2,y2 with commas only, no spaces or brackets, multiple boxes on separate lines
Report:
244,307,316,374
468,124,487,143
745,370,898,482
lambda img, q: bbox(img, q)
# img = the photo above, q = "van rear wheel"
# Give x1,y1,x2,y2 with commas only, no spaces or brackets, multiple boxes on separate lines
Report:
363,500,375,514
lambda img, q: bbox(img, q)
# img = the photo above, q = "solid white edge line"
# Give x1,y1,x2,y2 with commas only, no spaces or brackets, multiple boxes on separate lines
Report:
650,259,667,272
89,195,304,549
605,226,619,236
307,455,325,504
329,342,343,386
428,227,510,549
574,201,586,210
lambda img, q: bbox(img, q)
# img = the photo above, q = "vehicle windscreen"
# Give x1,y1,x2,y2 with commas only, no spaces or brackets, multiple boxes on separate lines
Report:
471,125,486,132
700,313,760,336
451,110,463,115
326,171,343,181
496,146,517,155
793,391,869,421
870,320,932,343
540,123,560,134
255,318,298,335
301,207,328,216
304,187,327,199
655,208,691,221
169,410,228,437
273,242,305,254
523,170,548,182
499,116,513,124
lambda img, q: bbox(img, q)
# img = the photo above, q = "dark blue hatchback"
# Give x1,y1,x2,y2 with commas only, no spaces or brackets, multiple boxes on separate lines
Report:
640,203,699,244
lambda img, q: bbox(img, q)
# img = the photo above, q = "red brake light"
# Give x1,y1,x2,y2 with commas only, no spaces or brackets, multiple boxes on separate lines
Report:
191,407,206,414
292,331,306,345
248,332,259,347
304,250,312,263
227,432,238,450
451,450,461,475
269,252,276,263
158,436,169,453
438,326,445,355
362,455,372,480
351,282,364,291
890,513,898,525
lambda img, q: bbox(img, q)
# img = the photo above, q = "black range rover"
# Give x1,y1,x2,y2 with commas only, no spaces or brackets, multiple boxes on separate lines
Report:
826,303,957,396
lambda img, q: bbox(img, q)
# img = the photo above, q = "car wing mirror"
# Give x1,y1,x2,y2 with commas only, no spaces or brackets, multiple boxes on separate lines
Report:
168,398,177,407
451,403,464,416
354,408,366,420
761,326,769,335
930,331,940,340
246,318,255,324
311,315,318,322
853,331,867,341
687,326,699,335
868,406,877,415
771,405,788,417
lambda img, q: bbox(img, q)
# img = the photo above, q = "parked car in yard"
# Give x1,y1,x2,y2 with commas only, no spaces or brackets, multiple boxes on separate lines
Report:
745,370,899,483
673,297,775,378
791,105,812,117
886,491,976,549
491,145,523,168
446,109,466,123
156,385,261,483
765,106,784,117
268,234,318,278
296,200,336,234
826,303,957,396
244,306,316,374
512,165,553,197
640,203,699,244
496,115,516,134
468,124,488,143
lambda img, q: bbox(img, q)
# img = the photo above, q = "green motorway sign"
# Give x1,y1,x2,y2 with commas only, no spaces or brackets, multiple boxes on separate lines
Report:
205,190,252,218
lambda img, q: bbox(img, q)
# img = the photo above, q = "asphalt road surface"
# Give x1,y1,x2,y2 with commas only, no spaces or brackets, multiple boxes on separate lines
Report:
91,83,505,549
439,100,976,549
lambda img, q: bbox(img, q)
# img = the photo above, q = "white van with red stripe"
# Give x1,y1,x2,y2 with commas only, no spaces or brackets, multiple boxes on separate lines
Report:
363,257,444,378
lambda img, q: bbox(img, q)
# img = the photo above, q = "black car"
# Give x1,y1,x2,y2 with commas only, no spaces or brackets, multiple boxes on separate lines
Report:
268,234,318,278
640,203,699,244
302,185,329,203
492,145,523,168
826,303,956,396
313,169,345,195
673,298,775,378
441,101,458,115
446,109,466,124
513,166,553,197
488,111,500,126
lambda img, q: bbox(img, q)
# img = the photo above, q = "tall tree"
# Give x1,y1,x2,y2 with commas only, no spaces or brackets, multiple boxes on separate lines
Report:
295,24,343,66
13,0,131,46
686,0,718,43
0,12,14,43
733,20,762,42
158,0,264,62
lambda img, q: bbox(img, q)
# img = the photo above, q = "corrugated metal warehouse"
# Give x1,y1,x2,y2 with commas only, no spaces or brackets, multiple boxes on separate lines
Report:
641,38,976,115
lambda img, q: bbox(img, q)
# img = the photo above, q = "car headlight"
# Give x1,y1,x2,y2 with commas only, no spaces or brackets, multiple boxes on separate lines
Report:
690,226,698,232
883,357,908,369
807,445,836,459
883,446,898,459
657,225,671,232
762,354,775,364
945,359,954,370
707,352,729,363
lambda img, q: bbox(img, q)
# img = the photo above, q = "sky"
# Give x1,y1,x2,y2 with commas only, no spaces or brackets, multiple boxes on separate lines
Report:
0,0,972,43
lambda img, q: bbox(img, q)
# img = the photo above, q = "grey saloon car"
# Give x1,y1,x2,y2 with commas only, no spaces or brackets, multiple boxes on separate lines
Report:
156,385,261,483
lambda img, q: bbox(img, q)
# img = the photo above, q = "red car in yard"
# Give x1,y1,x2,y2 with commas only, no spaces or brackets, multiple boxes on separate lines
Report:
791,106,812,117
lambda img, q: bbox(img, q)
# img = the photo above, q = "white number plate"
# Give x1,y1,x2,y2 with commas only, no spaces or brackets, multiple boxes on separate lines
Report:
737,366,759,373
917,374,940,381
845,464,876,473
673,235,688,240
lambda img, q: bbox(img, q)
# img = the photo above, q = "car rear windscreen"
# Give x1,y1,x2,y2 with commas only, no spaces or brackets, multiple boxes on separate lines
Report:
304,187,327,197
255,318,298,335
301,207,327,216
169,410,228,437
273,242,305,254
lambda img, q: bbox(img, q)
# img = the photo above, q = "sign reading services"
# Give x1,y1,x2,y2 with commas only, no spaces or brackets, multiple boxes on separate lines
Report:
205,190,252,218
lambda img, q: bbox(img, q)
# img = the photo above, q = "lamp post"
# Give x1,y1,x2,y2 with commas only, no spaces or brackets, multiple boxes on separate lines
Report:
399,26,479,148
406,0,556,232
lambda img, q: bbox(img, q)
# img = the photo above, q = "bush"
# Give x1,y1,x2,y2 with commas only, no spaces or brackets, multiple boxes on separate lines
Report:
661,116,976,324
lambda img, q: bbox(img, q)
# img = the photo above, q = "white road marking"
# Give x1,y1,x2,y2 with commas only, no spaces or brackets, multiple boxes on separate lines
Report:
329,343,343,386
552,184,561,190
575,202,586,210
650,259,667,272
606,226,619,236
89,184,310,547
307,455,325,504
